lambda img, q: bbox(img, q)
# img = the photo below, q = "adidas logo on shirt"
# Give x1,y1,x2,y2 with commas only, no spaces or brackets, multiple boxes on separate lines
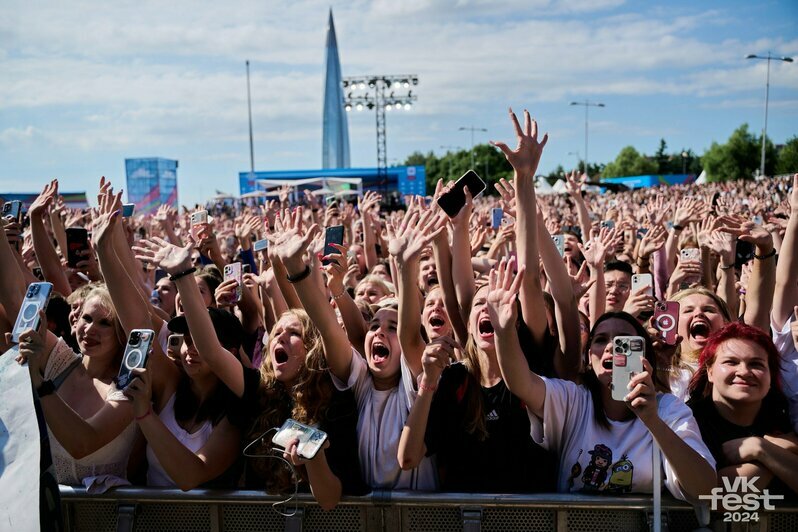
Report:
486,409,499,421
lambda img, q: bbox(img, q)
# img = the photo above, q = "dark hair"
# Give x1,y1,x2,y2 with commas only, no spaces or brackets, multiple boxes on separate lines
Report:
583,312,660,429
46,292,77,351
604,261,633,276
195,266,222,297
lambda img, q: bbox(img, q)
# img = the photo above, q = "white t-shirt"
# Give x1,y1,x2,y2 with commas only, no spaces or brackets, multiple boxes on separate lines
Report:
771,313,798,433
669,361,697,403
529,377,715,501
331,350,437,490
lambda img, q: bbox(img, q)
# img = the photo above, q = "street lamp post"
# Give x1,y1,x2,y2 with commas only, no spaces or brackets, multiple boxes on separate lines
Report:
745,52,793,178
569,101,605,178
459,126,487,169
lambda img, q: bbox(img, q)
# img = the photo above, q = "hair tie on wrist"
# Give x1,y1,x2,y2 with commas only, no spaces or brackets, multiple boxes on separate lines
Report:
753,248,776,260
671,224,684,232
719,263,735,270
418,382,437,394
169,267,196,281
135,407,152,421
286,265,312,284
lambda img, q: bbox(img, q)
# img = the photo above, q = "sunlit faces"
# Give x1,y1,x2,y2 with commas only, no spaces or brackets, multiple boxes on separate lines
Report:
418,253,438,292
174,276,215,316
587,318,639,387
678,293,727,352
355,281,390,306
371,263,393,285
76,297,119,360
268,314,308,385
604,270,631,312
422,287,451,340
155,277,176,317
707,339,771,405
468,286,495,351
563,234,580,260
69,299,83,335
365,308,401,380
179,332,213,378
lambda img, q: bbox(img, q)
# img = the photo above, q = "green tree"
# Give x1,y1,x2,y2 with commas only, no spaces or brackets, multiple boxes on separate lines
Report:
601,146,658,178
776,136,798,175
654,139,670,173
701,124,776,182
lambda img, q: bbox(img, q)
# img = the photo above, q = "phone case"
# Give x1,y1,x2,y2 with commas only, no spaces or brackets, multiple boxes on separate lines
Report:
66,227,89,267
552,235,565,257
611,336,645,401
680,248,700,262
631,274,653,296
190,211,208,225
11,282,53,343
436,170,486,217
167,333,184,351
600,220,615,229
122,204,135,217
224,262,243,303
2,201,23,222
323,225,345,266
116,329,154,389
491,208,503,229
272,419,329,460
253,239,269,252
653,301,680,346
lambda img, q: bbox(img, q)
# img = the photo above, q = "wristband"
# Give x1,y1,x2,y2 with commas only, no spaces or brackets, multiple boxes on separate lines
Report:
719,263,735,270
286,265,312,284
671,224,684,232
135,407,152,421
753,248,776,260
36,380,56,398
332,288,347,300
418,382,437,394
169,267,196,282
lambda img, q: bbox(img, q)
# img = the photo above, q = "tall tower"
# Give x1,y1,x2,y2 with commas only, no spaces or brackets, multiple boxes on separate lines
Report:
322,9,350,169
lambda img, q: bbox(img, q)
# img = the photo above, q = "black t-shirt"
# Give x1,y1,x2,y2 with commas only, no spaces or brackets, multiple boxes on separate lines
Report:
689,395,795,500
517,311,558,379
239,367,368,496
424,363,557,493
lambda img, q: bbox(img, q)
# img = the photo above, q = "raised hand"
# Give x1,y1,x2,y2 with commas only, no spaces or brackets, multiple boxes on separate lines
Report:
706,229,735,268
490,108,548,179
579,226,615,269
133,237,193,275
715,215,773,251
638,224,667,259
387,204,445,266
672,197,708,228
420,336,456,385
28,179,58,219
564,170,586,198
93,185,123,248
494,178,517,218
272,207,320,275
486,256,525,332
645,195,669,227
626,358,659,424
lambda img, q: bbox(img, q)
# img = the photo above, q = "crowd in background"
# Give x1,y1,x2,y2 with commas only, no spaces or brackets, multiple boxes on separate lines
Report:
1,109,797,513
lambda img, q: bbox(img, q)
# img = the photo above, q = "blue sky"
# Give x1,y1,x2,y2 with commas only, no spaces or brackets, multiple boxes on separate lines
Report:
1,0,796,206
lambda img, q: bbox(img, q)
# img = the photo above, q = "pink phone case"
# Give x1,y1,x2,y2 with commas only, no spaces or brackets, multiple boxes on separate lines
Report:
653,301,680,345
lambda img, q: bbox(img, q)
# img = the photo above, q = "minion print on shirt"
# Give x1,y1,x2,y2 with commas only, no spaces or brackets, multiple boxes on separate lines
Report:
569,444,634,493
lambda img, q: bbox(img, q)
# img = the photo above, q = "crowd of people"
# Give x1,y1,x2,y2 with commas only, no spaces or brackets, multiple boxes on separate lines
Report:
1,109,797,514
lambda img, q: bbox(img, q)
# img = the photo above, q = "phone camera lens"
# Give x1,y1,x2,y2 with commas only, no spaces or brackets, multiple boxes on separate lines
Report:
129,332,141,345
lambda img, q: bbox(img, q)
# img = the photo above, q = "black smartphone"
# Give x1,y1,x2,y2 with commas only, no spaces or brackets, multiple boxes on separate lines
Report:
66,227,89,268
735,239,754,269
436,170,487,217
323,225,345,266
2,200,23,223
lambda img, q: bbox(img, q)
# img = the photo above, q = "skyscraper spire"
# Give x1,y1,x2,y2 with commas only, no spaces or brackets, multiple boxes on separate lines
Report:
322,8,350,169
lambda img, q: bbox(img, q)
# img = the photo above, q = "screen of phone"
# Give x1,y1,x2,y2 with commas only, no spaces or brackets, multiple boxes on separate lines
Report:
437,170,486,217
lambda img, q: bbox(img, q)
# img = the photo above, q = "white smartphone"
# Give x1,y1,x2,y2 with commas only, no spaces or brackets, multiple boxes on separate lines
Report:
12,282,54,343
680,248,700,262
253,239,269,252
190,210,208,226
491,207,503,229
611,336,645,402
116,329,155,389
223,262,243,303
631,273,653,296
272,419,328,460
552,234,565,257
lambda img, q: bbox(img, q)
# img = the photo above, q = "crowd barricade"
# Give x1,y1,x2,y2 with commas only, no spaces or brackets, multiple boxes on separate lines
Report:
58,486,798,532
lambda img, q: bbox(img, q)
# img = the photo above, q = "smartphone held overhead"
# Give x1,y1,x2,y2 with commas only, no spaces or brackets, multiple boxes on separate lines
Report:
437,170,486,217
116,329,154,389
11,282,53,343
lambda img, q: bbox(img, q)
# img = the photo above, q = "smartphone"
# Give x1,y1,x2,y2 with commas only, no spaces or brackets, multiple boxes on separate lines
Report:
436,170,487,217
223,262,243,303
122,203,135,217
735,240,754,269
190,210,208,226
242,264,251,274
491,207,503,229
167,333,184,351
680,248,700,262
116,329,154,390
653,301,680,346
11,282,53,343
65,227,89,268
253,239,269,252
752,215,763,226
323,225,345,266
600,220,615,230
272,419,329,460
611,336,645,402
552,235,565,257
32,266,44,281
2,200,23,223
631,273,653,296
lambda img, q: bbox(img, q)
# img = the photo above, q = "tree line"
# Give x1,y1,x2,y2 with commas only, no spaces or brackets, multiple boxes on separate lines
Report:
399,124,798,192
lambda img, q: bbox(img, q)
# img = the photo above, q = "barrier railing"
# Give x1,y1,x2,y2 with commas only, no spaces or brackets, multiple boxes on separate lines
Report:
58,486,798,532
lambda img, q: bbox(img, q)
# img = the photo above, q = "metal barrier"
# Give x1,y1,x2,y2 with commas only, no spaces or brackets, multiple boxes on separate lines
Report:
59,486,798,532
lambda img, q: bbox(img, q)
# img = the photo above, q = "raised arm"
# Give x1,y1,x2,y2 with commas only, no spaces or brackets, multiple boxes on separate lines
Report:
0,218,27,324
487,258,546,417
358,191,381,271
579,227,614,326
564,171,592,241
273,208,353,382
323,242,367,355
773,174,798,329
491,108,549,344
27,180,72,296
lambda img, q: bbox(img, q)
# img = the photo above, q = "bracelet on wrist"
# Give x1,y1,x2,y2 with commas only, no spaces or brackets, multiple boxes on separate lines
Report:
135,407,152,421
719,263,735,270
286,265,312,284
753,248,776,260
418,382,438,394
332,288,347,300
169,267,196,282
671,224,684,232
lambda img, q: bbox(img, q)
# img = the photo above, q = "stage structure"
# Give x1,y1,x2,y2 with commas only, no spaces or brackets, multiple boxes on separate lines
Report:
125,158,178,215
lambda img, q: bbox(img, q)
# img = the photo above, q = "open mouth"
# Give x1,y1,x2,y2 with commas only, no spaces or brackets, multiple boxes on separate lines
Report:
478,318,494,338
274,346,289,365
427,276,439,287
371,341,390,364
602,358,613,370
689,321,710,341
429,315,445,328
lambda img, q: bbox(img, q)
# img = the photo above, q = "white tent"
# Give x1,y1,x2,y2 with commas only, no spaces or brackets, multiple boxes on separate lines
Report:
695,170,707,185
551,179,569,194
255,176,363,198
535,176,555,195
